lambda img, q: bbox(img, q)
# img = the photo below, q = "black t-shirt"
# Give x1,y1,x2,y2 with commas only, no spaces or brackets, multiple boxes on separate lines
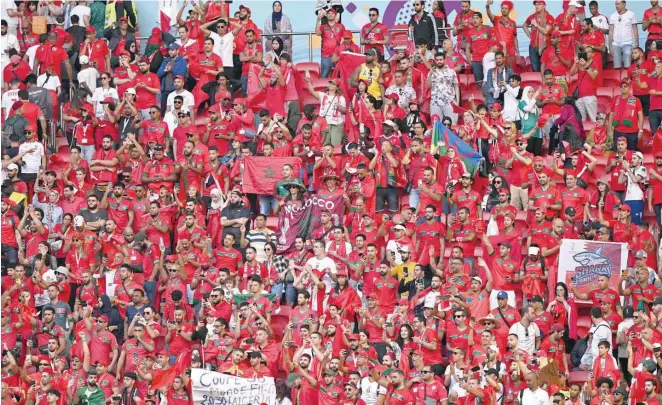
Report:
80,208,109,224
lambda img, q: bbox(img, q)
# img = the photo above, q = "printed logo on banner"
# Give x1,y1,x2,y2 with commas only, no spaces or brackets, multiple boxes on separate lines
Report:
572,246,613,285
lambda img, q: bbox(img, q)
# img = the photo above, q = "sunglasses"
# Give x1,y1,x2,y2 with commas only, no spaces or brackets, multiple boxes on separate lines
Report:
178,114,186,118
455,314,466,318
97,319,107,323
24,130,33,134
504,127,512,131
150,111,158,115
39,362,50,366
174,100,183,104
369,13,377,16
210,295,219,298
494,181,502,184
169,270,178,273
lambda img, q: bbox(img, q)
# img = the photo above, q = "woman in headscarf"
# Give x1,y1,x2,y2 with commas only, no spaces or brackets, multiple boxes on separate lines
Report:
264,37,285,65
518,86,543,155
144,27,165,57
94,294,124,341
124,39,139,64
587,113,612,154
206,189,224,248
263,1,293,56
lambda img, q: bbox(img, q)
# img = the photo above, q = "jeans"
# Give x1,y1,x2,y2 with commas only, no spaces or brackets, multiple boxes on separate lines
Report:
376,188,399,213
1,245,17,265
80,145,96,162
613,131,638,151
529,45,541,72
430,104,458,125
471,61,484,83
612,44,633,69
625,200,644,225
321,56,334,78
271,282,284,301
649,109,662,133
144,280,157,307
240,76,248,96
284,282,297,305
408,188,422,211
259,194,278,215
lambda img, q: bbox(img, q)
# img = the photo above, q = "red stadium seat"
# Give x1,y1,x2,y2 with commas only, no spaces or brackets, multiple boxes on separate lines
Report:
266,216,279,231
582,121,596,132
295,62,320,79
457,74,469,90
519,72,542,89
461,89,484,107
312,78,332,91
602,70,621,88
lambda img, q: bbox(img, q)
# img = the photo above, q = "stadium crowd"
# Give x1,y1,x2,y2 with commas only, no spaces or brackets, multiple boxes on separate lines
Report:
2,0,662,404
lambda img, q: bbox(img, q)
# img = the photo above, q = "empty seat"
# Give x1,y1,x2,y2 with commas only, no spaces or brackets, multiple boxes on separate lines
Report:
519,72,542,88
266,216,279,230
602,70,621,88
295,62,321,79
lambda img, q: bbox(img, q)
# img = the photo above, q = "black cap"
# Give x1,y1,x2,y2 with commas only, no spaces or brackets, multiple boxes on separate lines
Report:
248,351,262,359
303,104,316,114
154,144,164,151
565,207,576,216
124,371,138,380
485,368,499,376
530,296,543,303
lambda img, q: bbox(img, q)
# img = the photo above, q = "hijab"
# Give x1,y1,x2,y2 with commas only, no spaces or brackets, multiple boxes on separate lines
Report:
124,39,137,62
271,37,284,58
519,86,539,120
271,1,283,30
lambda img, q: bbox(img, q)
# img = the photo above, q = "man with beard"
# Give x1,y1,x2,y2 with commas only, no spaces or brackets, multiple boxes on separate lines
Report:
141,201,171,253
175,141,204,193
138,105,170,152
541,31,573,92
0,20,19,65
177,211,208,250
426,52,459,123
165,75,195,119
72,368,105,405
351,47,383,100
580,18,606,69
484,51,513,109
78,194,108,232
88,135,118,185
191,38,224,105
238,29,263,94
84,311,119,370
100,183,133,231
284,351,319,404
133,58,160,120
540,218,564,269
33,31,73,80
528,170,562,216
1,198,20,263
127,184,149,233
449,173,481,218
384,70,416,110
203,104,234,156
142,144,177,194
213,234,243,275
221,190,250,249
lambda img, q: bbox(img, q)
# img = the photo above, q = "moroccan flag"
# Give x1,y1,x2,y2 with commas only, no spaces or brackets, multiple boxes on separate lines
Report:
19,302,36,325
159,11,171,32
276,194,345,254
241,156,301,195
232,293,277,305
151,349,190,390
332,51,365,101
430,119,484,176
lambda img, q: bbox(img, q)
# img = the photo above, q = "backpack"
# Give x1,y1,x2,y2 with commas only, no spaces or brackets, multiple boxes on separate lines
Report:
570,336,588,368
2,115,28,141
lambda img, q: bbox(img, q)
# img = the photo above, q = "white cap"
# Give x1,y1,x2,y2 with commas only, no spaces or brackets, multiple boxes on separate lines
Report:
382,120,396,128
125,88,137,95
471,276,483,285
55,266,69,277
400,245,410,252
487,344,499,352
42,270,57,284
6,163,18,171
394,224,407,231
79,55,89,64
568,0,581,7
528,246,540,256
74,215,85,227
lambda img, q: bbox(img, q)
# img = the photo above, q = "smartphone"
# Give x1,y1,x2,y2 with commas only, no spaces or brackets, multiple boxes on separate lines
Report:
621,269,628,278
470,366,481,372
440,295,451,300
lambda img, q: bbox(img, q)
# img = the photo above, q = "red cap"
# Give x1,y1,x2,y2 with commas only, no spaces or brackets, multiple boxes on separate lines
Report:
233,98,246,105
551,323,564,332
498,187,510,195
619,204,632,212
118,17,128,22
209,103,222,113
157,350,168,356
239,5,251,14
491,103,502,111
101,97,116,104
85,26,96,33
385,92,400,102
336,269,348,277
223,332,236,339
398,298,409,306
620,78,631,86
139,56,150,64
348,334,360,340
173,75,185,81
367,292,379,300
551,29,562,37
534,0,546,4
165,254,178,262
533,156,545,163
98,315,109,323
342,30,353,39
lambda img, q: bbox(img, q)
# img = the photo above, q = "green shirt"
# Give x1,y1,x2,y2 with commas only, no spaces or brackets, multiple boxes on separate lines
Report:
76,386,105,405
88,1,106,32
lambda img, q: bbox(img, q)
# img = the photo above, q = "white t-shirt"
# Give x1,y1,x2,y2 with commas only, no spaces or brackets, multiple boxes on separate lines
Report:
78,67,100,99
359,377,387,405
509,321,541,356
444,364,468,397
18,141,45,173
26,45,39,69
482,51,496,83
624,165,647,201
2,89,19,119
0,32,19,67
609,10,638,46
91,87,120,118
305,256,337,293
209,31,235,67
37,73,61,92
591,14,610,32
318,92,345,126
520,388,551,405
166,89,195,112
70,5,91,27
386,239,408,265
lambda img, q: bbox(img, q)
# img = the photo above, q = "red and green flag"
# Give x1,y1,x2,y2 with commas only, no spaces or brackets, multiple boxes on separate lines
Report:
431,119,484,176
241,156,302,195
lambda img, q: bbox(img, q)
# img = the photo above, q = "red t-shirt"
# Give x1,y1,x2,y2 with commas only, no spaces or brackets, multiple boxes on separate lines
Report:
644,7,662,39
541,46,573,76
466,25,493,62
360,22,388,54
35,44,69,77
611,96,642,133
493,16,517,51
320,22,345,58
560,186,589,221
140,120,169,145
133,72,160,109
79,39,110,73
629,60,654,96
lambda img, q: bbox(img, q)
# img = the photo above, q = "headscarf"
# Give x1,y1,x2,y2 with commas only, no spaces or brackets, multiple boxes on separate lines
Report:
145,27,164,57
519,86,539,120
271,1,283,31
124,39,137,62
271,37,284,59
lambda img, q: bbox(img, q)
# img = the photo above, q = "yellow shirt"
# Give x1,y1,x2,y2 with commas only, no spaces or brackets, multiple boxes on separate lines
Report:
357,63,382,99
